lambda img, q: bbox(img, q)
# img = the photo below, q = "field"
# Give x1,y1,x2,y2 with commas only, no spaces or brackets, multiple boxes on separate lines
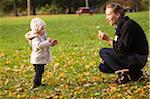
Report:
0,11,149,98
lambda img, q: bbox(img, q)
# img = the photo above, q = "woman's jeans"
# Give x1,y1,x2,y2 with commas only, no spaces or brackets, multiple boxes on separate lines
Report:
99,48,145,74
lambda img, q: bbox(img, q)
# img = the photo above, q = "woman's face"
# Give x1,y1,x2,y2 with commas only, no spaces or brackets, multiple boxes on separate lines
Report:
105,8,120,26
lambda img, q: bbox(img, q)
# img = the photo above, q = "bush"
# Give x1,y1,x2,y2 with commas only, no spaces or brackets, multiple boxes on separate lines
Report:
38,4,63,14
139,0,149,11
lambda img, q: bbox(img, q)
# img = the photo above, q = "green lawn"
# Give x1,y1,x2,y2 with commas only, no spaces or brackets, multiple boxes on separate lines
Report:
0,11,149,98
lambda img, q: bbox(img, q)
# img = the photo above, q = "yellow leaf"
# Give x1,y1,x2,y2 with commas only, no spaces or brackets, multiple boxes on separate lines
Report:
8,90,15,96
0,52,5,57
127,95,132,99
92,76,100,81
4,78,9,85
79,75,83,79
59,72,66,78
110,86,117,92
84,72,90,75
4,60,11,65
53,62,60,72
54,62,60,67
47,71,52,78
85,65,90,69
127,90,133,95
75,86,82,92
117,94,122,97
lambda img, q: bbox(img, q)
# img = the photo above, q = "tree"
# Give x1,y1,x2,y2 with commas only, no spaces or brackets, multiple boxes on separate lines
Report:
133,0,139,11
13,0,18,16
27,0,31,16
0,0,148,16
85,0,89,7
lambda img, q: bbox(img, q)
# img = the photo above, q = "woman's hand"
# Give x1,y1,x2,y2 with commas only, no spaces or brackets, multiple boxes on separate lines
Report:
98,30,109,40
98,30,113,46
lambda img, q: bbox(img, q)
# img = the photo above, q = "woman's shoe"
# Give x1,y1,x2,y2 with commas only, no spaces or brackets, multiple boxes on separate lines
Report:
114,69,131,85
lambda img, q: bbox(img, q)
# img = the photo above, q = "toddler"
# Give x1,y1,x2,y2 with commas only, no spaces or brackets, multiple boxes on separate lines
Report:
25,18,58,88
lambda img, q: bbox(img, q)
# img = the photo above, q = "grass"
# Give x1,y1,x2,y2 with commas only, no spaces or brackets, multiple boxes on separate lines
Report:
0,11,149,98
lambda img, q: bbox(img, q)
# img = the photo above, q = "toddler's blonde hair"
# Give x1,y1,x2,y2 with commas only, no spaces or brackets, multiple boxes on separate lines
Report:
30,18,46,33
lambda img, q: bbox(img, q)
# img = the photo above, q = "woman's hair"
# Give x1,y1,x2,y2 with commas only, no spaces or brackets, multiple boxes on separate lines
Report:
104,2,127,17
30,17,46,33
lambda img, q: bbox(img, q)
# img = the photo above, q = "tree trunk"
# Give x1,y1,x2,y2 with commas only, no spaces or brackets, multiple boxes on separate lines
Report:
32,7,36,15
66,0,72,14
27,0,31,16
133,0,139,11
31,0,36,15
85,0,89,8
13,0,18,16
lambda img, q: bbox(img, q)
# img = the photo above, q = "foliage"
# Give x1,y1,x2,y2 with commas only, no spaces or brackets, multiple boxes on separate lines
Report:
106,0,149,11
139,0,149,11
0,0,13,14
38,4,63,14
0,11,149,98
0,0,149,16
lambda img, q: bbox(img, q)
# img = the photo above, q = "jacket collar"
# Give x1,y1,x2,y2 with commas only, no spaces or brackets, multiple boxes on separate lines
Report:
115,16,129,36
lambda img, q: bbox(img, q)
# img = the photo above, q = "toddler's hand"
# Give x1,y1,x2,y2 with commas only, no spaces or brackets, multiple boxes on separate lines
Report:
25,31,38,40
51,40,58,46
48,37,53,42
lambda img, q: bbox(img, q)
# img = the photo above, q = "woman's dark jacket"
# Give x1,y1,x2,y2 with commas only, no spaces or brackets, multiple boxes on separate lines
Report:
113,16,149,66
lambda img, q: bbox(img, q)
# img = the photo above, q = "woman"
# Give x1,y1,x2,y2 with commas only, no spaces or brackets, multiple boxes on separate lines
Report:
98,2,149,84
